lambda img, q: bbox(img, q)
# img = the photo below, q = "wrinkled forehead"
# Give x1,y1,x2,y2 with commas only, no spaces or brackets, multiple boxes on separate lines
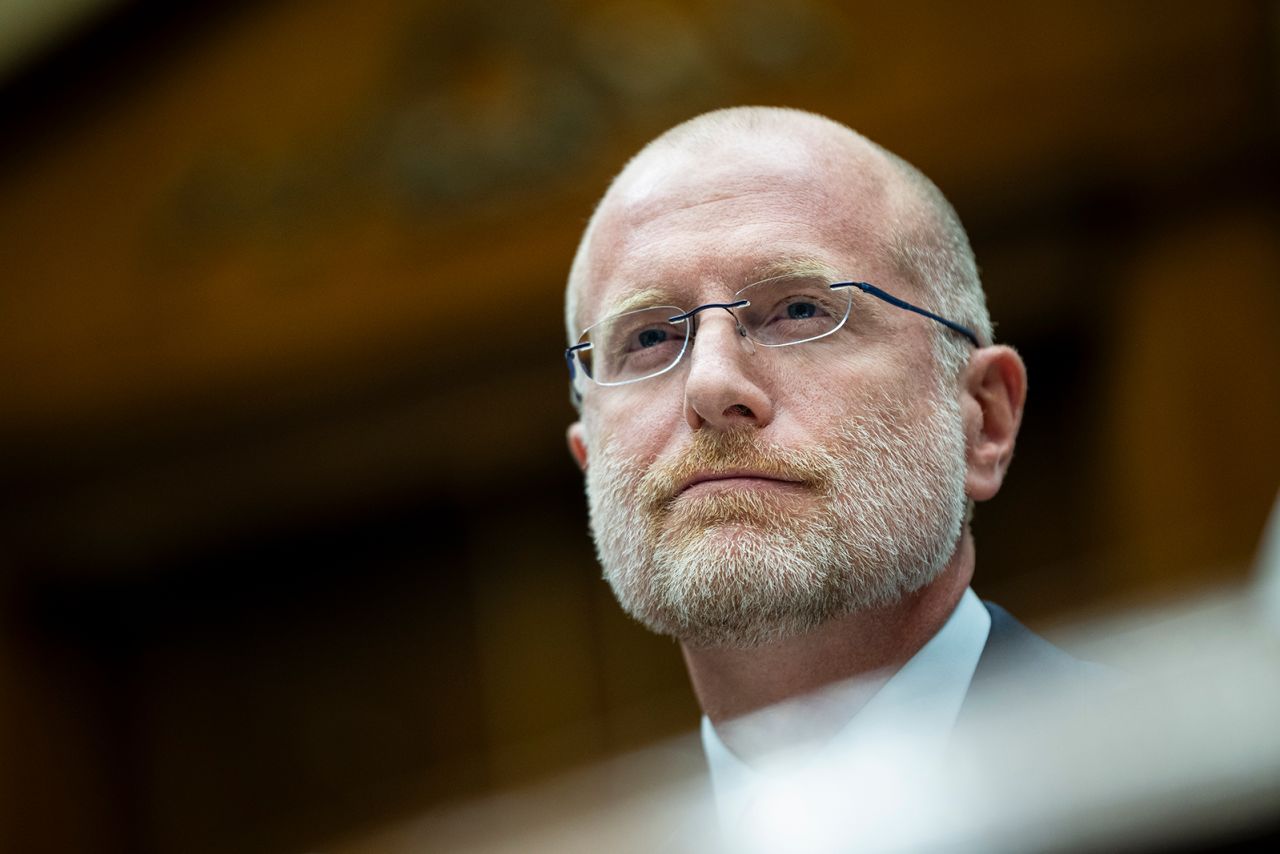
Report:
572,136,897,330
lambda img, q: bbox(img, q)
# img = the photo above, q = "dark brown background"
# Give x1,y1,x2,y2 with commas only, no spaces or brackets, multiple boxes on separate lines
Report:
1,2,1277,852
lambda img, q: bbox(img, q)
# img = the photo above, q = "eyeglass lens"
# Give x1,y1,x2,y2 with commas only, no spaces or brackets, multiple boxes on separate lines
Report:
576,276,852,386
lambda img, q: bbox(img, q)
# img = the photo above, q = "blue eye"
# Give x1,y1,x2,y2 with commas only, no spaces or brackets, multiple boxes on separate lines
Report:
636,328,669,348
786,302,818,319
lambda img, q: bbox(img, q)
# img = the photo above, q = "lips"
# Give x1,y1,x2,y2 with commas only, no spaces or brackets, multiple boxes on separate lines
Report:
676,470,805,495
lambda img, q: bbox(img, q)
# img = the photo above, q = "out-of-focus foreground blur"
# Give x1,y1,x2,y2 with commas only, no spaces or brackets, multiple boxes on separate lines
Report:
1,2,1277,853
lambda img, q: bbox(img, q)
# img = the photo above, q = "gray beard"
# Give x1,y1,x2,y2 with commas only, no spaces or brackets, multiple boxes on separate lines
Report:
584,389,968,648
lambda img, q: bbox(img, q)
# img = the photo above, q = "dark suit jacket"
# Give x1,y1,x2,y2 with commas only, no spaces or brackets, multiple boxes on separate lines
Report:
951,599,1113,750
967,600,1105,695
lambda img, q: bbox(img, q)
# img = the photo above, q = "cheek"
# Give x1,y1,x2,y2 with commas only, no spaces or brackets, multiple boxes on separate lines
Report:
773,340,945,437
584,385,685,460
775,344,900,415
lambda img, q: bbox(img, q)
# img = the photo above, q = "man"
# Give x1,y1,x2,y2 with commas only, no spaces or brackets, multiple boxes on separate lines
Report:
562,106,1070,839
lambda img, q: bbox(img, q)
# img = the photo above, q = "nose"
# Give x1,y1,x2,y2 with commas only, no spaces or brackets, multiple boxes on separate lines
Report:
683,309,775,431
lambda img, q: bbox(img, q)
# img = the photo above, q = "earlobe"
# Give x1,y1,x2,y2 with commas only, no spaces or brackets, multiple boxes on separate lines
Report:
963,346,1027,502
567,422,589,473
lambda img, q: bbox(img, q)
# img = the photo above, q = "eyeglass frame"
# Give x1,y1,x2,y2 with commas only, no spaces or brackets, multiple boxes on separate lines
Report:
564,280,980,399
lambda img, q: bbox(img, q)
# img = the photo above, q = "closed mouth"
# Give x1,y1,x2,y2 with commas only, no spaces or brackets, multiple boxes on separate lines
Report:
677,471,805,495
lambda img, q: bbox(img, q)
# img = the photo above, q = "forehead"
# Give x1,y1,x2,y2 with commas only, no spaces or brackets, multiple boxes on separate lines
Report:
575,139,897,326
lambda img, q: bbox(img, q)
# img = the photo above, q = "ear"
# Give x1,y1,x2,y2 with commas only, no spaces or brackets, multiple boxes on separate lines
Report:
567,421,589,473
961,345,1027,502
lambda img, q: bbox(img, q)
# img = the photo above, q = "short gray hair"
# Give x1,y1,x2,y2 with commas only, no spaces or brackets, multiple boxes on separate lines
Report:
877,145,993,381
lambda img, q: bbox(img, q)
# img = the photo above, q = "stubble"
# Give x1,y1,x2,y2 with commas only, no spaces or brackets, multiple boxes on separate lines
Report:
585,388,968,648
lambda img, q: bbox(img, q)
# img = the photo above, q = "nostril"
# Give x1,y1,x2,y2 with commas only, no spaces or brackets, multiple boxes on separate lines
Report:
727,404,754,417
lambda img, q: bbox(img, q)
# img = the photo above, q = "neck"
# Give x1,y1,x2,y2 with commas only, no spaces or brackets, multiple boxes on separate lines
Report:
681,535,974,762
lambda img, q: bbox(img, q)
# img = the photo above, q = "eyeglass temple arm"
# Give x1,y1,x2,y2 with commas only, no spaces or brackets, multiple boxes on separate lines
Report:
565,342,591,404
565,342,590,377
831,282,981,348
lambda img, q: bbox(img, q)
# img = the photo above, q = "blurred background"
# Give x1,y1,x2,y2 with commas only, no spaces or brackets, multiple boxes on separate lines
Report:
0,1,1277,852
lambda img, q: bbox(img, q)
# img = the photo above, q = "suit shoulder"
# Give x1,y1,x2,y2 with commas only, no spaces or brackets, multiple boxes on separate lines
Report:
974,600,1117,687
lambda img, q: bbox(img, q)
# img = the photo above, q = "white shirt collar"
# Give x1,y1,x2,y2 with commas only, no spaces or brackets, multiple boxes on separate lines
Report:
700,587,992,832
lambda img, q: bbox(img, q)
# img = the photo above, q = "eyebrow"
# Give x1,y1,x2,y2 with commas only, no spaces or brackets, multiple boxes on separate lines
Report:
745,256,845,283
602,286,685,321
591,257,848,327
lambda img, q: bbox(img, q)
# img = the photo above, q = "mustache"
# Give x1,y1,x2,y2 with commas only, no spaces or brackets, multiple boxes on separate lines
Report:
638,428,834,510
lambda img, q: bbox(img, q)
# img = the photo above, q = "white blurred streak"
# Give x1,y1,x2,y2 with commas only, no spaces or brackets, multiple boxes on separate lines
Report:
337,582,1280,853
942,588,1280,853
334,735,720,854
1255,490,1280,629
704,585,1280,853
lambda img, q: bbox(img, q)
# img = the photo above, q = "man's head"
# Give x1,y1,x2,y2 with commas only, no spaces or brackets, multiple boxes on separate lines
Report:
565,107,1025,648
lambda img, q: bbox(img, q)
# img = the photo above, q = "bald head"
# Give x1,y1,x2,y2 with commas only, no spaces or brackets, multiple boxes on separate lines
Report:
566,107,992,388
563,108,1029,650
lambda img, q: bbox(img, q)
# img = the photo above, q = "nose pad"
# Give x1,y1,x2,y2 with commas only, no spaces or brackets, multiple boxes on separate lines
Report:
734,318,756,355
689,305,757,358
